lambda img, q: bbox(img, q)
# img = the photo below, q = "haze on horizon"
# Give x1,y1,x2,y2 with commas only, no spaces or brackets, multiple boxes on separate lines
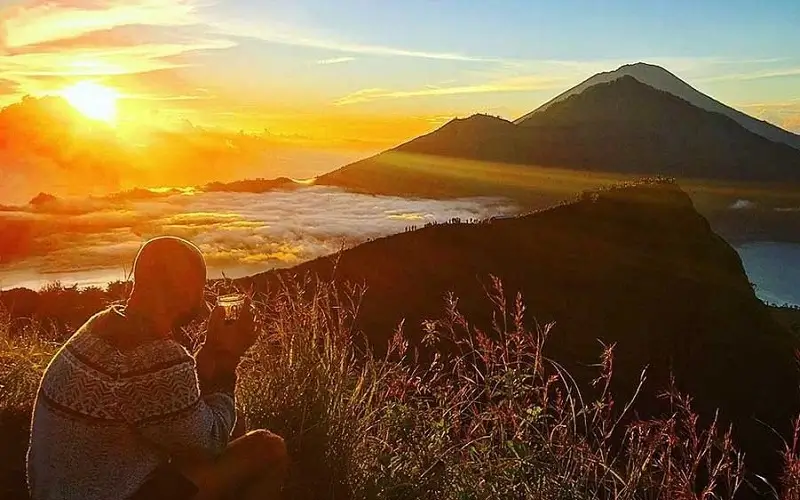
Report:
1,0,799,170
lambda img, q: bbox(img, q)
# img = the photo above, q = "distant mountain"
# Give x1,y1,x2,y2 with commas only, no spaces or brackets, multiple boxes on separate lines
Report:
515,62,800,150
203,177,300,193
519,75,800,180
320,75,800,196
243,180,798,489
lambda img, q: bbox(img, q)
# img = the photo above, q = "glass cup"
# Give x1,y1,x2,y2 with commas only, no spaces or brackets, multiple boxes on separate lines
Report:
217,293,247,322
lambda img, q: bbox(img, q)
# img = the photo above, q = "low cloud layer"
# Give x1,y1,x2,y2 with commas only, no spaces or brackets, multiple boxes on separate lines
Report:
0,186,519,289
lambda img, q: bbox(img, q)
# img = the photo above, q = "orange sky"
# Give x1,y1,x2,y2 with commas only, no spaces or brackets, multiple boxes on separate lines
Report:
1,0,799,156
0,1,456,153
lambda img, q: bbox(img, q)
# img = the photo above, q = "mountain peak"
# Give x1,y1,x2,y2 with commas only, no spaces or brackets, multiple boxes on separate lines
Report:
618,61,669,71
515,62,800,149
615,62,681,80
445,113,512,126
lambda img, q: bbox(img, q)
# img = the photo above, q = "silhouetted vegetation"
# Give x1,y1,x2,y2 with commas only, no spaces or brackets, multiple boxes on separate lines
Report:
2,275,799,499
772,306,800,339
203,177,300,193
241,181,799,494
0,281,129,341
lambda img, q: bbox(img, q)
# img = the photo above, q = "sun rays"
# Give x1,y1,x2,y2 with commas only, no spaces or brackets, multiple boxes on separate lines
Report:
61,81,119,123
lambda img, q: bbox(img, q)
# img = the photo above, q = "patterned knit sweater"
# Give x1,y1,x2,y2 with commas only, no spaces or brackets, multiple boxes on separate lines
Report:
27,306,237,500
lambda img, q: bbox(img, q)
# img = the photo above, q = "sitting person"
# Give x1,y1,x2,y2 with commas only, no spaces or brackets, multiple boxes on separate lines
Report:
27,236,287,500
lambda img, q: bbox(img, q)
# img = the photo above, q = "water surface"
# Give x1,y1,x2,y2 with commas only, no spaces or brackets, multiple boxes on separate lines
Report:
736,242,800,307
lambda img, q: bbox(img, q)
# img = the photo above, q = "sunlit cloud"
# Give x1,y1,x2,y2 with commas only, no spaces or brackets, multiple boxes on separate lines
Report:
0,1,234,105
2,0,201,49
0,78,18,94
784,116,800,133
208,18,498,62
334,75,569,106
317,57,355,65
0,187,519,289
738,99,800,133
698,67,800,83
330,56,772,107
1,34,234,81
6,36,234,73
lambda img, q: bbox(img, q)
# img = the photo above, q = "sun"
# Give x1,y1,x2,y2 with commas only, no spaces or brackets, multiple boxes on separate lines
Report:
61,81,119,123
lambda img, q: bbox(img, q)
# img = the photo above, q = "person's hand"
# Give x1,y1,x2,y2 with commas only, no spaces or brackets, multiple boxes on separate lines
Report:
205,296,259,357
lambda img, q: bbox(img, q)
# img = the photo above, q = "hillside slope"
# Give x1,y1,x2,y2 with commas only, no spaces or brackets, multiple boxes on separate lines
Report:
244,180,799,485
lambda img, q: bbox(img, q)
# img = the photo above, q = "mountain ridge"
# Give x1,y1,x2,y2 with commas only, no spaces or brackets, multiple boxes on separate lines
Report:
319,75,800,194
515,62,800,149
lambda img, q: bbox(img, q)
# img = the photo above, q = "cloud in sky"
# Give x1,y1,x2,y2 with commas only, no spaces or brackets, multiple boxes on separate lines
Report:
0,0,509,142
0,93,386,204
2,0,201,49
328,56,785,109
0,0,499,106
0,1,797,147
317,57,355,65
739,99,800,133
0,186,519,289
207,18,498,63
0,78,18,94
334,75,570,106
698,66,800,83
0,0,235,108
785,116,800,133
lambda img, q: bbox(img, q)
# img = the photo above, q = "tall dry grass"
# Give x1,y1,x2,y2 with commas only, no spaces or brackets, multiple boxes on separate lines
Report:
0,277,791,499
0,309,58,411
234,277,746,500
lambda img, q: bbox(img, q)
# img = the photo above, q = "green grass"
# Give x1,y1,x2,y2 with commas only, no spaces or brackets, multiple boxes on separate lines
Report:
2,278,794,499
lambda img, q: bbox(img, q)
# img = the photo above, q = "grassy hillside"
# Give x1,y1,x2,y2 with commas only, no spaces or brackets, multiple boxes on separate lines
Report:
2,279,792,499
242,181,799,484
772,306,800,338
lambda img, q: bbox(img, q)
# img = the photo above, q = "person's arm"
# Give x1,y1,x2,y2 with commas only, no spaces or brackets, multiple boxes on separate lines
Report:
194,299,255,405
195,345,238,393
123,342,238,459
124,297,259,458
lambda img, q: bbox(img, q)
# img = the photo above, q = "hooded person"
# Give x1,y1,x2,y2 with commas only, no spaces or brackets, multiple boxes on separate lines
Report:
27,236,288,500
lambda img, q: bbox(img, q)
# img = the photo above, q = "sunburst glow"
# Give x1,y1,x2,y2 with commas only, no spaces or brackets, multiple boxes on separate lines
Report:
61,81,119,123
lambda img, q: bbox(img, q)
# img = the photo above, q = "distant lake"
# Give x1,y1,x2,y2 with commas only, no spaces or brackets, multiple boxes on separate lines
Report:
736,242,800,307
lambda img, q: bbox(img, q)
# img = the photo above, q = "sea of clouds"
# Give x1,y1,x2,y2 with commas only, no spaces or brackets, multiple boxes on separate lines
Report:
0,186,519,289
